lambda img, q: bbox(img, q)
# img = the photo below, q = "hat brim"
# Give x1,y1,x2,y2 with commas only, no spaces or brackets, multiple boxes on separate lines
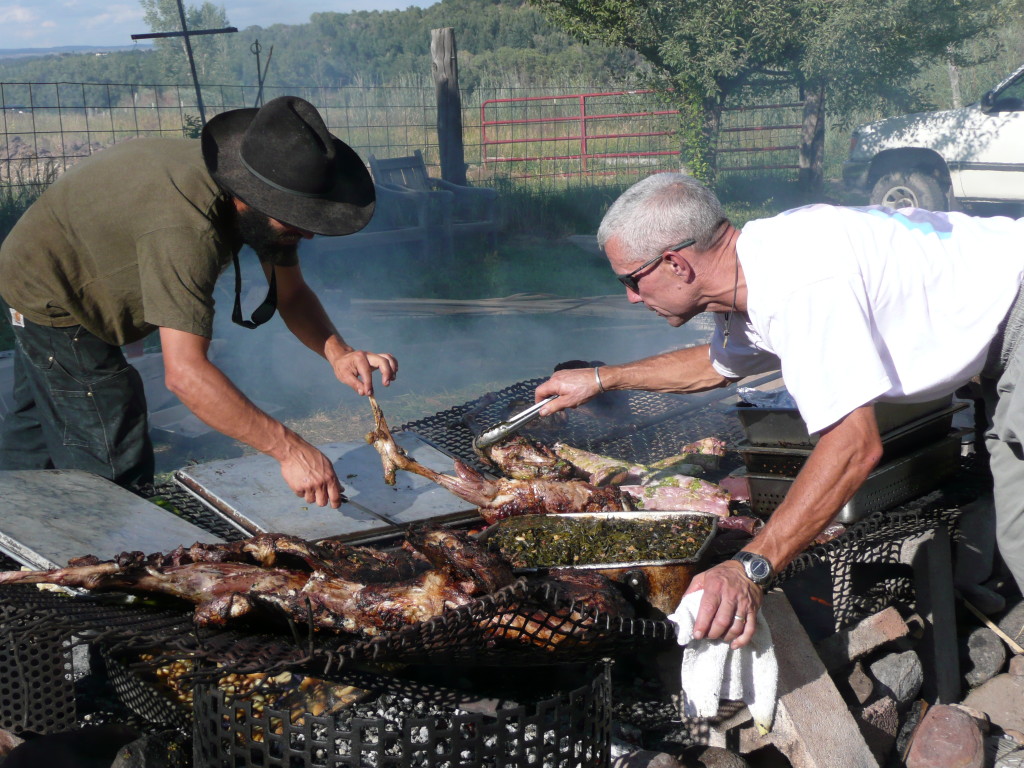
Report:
202,108,375,236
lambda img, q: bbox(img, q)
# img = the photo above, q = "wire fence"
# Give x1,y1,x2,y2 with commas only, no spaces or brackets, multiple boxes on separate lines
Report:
0,80,805,191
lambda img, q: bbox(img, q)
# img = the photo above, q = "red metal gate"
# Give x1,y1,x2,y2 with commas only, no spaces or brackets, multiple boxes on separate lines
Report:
480,90,804,179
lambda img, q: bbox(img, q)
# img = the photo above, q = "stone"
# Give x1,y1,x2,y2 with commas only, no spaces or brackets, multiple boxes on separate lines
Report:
111,730,190,768
845,661,874,706
961,625,1008,689
950,704,990,733
963,673,1024,735
998,601,1024,651
855,695,900,765
0,729,24,758
610,749,685,768
1009,656,1024,677
679,745,750,768
815,607,909,671
1005,729,1024,744
905,705,984,768
869,650,923,706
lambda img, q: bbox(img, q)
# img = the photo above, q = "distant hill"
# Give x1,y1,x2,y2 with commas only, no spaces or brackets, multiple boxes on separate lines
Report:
0,45,152,60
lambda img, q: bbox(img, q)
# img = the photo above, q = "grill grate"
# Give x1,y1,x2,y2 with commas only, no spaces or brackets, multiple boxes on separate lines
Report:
400,378,746,474
0,597,77,735
194,662,612,768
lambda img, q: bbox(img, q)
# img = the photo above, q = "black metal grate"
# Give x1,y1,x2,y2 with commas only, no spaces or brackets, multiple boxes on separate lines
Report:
400,377,746,475
145,482,249,543
0,595,77,735
193,663,612,768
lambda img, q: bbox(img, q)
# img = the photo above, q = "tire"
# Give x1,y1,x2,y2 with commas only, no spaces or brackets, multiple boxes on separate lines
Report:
869,169,948,210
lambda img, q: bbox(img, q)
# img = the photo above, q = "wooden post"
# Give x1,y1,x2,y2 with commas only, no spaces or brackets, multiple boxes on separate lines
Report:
430,27,467,185
798,83,826,198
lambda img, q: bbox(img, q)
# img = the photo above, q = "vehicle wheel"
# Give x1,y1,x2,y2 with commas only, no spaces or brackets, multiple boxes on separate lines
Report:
870,169,948,210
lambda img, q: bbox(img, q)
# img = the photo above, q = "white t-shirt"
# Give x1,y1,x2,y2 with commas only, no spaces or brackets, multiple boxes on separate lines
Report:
711,205,1024,434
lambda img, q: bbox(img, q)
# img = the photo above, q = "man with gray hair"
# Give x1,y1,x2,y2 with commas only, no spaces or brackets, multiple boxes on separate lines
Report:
535,171,1024,649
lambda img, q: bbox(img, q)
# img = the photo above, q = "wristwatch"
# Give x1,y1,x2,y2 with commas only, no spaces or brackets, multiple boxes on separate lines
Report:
731,551,775,588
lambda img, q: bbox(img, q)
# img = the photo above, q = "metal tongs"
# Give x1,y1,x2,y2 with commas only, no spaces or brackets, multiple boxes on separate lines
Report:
473,395,559,450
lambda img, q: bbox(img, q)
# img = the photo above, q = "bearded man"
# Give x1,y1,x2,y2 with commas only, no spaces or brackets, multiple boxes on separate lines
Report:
0,96,395,508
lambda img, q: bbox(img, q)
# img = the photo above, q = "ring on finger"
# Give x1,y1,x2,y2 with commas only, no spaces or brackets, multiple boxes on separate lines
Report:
733,614,745,622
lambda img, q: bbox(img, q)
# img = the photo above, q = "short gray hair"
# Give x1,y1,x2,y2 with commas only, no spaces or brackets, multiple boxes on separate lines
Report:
597,172,726,264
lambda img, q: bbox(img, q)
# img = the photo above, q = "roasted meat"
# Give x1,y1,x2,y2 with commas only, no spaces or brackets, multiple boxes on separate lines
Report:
553,440,727,486
619,476,731,517
0,528,514,638
366,396,625,523
475,434,575,481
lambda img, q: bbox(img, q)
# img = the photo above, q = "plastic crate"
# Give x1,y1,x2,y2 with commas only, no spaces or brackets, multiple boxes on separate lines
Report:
744,432,963,523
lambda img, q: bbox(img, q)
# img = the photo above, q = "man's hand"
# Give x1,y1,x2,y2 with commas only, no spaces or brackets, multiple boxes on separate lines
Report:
331,349,398,397
535,367,602,415
279,441,346,508
683,560,764,649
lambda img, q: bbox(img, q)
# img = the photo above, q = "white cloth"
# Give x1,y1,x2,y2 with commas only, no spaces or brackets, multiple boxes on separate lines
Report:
667,590,778,734
710,204,1024,434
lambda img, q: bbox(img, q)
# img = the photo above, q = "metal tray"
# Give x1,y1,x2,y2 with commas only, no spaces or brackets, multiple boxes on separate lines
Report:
743,432,963,523
482,511,719,570
736,403,967,476
729,396,953,448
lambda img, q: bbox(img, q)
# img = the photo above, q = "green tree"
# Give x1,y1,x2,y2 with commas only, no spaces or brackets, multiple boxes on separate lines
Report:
140,0,235,84
529,0,999,191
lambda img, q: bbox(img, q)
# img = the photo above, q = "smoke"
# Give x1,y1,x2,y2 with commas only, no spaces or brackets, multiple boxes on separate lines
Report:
193,239,716,446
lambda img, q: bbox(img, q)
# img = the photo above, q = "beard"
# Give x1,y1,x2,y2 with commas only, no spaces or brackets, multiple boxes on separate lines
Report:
236,206,300,264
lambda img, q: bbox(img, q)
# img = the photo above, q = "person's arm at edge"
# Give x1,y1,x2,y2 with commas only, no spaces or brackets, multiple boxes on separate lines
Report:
687,404,883,648
535,344,734,414
271,261,397,396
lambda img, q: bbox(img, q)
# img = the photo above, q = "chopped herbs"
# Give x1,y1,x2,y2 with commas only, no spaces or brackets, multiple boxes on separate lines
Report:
488,514,716,568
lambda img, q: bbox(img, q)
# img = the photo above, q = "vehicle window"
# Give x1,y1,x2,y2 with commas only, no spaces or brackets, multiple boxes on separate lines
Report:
990,72,1024,111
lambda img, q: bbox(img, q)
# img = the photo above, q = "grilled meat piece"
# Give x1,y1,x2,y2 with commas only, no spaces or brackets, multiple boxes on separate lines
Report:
619,476,731,517
476,435,575,481
554,441,724,486
0,527,514,638
366,396,625,523
68,532,429,584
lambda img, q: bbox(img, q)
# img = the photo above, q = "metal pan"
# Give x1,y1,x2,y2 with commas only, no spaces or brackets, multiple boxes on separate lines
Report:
481,510,719,616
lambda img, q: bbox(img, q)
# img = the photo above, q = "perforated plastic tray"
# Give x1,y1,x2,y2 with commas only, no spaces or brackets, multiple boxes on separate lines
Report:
0,595,77,735
744,432,963,523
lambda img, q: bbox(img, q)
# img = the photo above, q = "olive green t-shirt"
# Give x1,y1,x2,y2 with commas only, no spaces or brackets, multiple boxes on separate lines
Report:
0,138,247,345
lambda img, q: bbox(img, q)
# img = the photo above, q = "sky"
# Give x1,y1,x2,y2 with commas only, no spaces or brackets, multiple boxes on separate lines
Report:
0,0,434,50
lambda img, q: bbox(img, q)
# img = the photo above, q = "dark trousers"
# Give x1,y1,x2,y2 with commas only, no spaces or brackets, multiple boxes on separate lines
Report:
0,299,154,490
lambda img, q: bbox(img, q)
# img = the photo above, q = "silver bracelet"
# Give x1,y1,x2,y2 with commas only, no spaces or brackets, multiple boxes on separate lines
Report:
594,366,605,393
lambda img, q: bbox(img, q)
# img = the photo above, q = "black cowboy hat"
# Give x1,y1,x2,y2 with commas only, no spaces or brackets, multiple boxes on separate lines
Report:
201,95,375,236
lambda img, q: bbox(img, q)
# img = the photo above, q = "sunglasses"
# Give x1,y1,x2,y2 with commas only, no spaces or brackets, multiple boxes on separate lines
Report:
615,238,696,292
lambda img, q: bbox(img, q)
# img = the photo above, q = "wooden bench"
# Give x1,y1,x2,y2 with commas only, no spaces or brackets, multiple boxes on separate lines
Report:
369,150,498,252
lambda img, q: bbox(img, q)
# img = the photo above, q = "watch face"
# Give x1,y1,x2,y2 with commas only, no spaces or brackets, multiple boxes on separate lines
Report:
748,558,771,581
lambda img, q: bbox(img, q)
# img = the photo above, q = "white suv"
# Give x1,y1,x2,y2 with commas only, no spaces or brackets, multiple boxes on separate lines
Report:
843,62,1024,212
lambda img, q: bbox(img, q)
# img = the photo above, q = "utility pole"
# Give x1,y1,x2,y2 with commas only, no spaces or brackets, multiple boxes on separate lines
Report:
131,0,237,125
